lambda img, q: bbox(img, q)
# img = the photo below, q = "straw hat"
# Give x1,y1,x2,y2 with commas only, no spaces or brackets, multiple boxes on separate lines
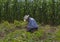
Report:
24,15,29,21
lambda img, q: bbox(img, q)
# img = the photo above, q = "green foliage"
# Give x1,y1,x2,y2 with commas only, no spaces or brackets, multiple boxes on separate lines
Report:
0,22,60,42
0,21,11,31
14,20,21,26
14,20,27,27
0,0,60,42
3,29,44,42
55,30,60,41
0,0,60,25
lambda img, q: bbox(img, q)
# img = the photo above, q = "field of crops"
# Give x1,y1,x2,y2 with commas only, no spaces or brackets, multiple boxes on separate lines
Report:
0,0,60,25
0,0,60,42
0,21,60,42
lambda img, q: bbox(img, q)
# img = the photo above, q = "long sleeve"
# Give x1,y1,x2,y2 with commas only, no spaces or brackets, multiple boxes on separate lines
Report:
27,18,38,28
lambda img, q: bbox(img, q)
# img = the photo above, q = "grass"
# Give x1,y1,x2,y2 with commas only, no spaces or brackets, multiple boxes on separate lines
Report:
0,21,60,42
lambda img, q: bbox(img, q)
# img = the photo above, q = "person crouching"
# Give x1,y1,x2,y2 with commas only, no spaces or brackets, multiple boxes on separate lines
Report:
24,15,38,33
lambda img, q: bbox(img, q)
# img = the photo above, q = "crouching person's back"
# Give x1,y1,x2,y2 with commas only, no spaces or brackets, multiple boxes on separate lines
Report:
24,15,38,33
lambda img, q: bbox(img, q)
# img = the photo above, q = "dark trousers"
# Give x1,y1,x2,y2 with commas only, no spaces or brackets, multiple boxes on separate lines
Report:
27,28,38,33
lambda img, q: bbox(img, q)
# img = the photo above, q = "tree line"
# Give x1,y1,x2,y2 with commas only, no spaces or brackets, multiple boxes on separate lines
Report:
0,0,60,25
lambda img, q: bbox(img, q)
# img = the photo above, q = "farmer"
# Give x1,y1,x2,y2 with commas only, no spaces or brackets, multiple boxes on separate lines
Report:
24,15,38,33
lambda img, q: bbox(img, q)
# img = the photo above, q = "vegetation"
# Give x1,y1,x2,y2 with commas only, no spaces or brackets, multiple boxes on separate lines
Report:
0,0,60,25
0,0,60,42
0,21,60,42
